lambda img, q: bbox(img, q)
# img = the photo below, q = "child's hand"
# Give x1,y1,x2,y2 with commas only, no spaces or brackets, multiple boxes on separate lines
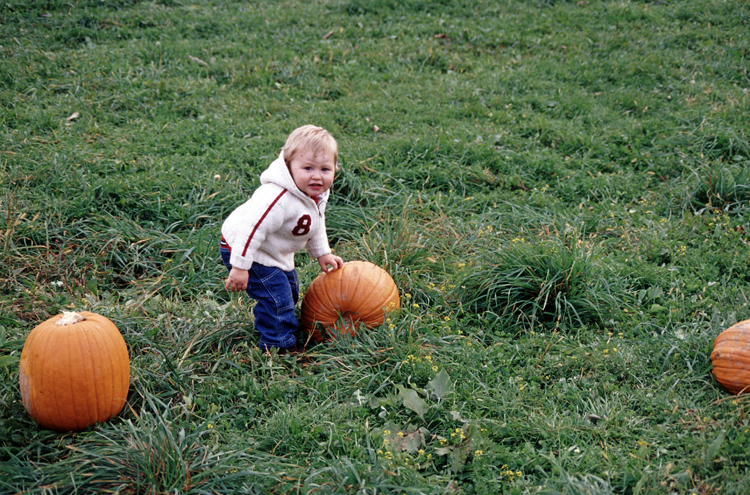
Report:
317,253,344,273
225,267,249,292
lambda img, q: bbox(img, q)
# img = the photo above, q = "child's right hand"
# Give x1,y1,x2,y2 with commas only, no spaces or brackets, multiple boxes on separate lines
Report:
225,267,249,292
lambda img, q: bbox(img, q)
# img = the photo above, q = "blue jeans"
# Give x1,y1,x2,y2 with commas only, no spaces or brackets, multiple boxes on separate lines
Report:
220,248,299,350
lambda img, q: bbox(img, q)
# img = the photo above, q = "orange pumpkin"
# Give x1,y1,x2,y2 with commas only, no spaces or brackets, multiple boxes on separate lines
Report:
711,319,750,395
19,311,130,432
301,261,400,342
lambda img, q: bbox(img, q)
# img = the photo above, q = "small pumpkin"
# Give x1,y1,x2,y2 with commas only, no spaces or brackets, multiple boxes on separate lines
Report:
301,261,400,342
711,319,750,395
19,311,130,432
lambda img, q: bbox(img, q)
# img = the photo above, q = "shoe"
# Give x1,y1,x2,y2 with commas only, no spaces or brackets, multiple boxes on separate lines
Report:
276,346,304,356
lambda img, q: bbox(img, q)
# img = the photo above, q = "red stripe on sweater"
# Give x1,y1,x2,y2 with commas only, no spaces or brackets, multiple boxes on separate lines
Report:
241,189,287,257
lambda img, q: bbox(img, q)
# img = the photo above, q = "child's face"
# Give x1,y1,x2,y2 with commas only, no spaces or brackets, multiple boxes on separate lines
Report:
288,148,336,197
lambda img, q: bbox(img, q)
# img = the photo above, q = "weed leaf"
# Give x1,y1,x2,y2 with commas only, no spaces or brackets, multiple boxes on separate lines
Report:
397,384,427,420
426,369,454,401
705,429,726,463
0,355,19,367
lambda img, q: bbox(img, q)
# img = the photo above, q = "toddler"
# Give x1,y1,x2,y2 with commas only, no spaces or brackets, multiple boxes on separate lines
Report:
220,125,344,352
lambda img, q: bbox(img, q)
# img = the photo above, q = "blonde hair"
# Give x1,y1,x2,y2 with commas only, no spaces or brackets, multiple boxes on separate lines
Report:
282,125,339,170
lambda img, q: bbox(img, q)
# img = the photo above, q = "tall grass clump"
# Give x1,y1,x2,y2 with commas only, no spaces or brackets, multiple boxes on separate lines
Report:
687,163,750,214
2,401,267,494
457,237,628,331
70,412,238,493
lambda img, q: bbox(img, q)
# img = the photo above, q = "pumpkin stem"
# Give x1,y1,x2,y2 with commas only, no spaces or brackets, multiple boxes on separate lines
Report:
55,311,86,326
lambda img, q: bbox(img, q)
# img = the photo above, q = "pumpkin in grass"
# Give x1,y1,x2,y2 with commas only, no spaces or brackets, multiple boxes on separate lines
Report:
19,311,130,432
711,319,750,395
301,261,400,342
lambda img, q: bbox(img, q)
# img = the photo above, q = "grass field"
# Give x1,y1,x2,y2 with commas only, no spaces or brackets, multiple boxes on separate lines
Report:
1,0,750,493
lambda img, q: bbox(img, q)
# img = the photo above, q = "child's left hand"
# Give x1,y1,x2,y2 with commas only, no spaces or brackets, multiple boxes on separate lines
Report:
317,253,344,273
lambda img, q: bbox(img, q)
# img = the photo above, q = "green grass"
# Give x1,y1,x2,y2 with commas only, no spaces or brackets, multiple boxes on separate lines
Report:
2,0,750,493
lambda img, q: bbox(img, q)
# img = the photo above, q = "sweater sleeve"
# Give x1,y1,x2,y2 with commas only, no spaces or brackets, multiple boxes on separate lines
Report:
305,215,332,259
221,187,286,270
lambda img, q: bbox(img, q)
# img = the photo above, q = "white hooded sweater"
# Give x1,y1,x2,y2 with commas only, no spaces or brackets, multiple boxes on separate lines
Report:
220,151,332,272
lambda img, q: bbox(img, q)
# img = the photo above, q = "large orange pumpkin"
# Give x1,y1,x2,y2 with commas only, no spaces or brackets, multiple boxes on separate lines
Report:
711,319,750,395
301,261,400,342
19,311,130,432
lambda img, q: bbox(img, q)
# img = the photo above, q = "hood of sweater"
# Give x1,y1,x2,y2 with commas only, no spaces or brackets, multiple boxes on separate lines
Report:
259,151,329,205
